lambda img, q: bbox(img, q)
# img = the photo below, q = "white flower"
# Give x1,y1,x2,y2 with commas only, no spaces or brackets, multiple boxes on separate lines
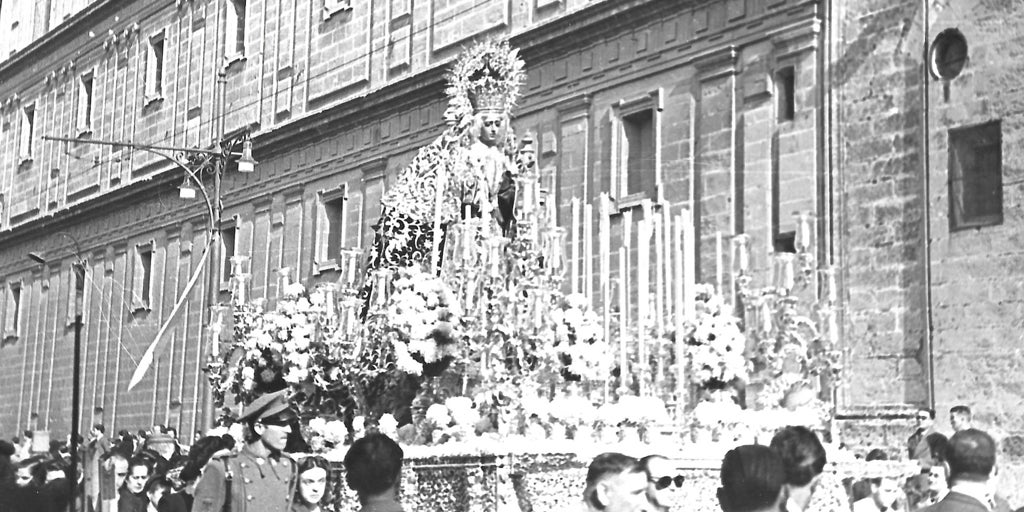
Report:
379,414,399,436
426,403,451,427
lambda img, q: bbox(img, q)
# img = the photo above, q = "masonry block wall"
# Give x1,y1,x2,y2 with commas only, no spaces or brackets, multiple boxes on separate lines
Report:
833,0,929,412
924,1,1024,434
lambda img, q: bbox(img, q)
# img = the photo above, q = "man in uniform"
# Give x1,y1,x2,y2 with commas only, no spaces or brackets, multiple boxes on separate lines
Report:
193,390,298,512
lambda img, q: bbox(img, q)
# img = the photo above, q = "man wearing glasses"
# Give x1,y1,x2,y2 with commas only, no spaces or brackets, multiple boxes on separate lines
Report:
639,455,684,512
908,408,938,462
193,389,298,512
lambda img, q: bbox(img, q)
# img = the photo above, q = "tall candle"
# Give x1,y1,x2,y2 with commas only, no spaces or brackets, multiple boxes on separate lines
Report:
600,195,612,401
431,159,447,274
661,206,672,323
715,231,724,295
618,247,629,393
781,254,796,291
570,198,580,294
681,210,696,320
652,210,665,340
637,219,650,396
583,203,594,299
673,215,687,412
795,211,813,253
734,234,750,275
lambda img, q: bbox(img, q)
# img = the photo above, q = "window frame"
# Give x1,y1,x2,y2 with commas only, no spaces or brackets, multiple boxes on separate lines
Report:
19,104,35,163
4,281,23,340
323,0,352,20
132,242,154,312
78,70,95,135
219,219,239,289
145,31,166,103
225,0,247,60
610,89,662,208
65,262,87,327
948,120,1003,231
315,184,349,271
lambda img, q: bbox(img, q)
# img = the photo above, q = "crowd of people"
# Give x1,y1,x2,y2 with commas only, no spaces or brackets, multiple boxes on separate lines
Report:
0,396,1015,512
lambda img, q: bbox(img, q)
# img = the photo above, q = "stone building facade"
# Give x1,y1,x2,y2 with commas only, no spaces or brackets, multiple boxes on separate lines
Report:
0,0,1019,462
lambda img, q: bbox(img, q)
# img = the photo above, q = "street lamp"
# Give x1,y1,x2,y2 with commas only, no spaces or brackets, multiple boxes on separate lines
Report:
41,130,257,433
27,232,86,512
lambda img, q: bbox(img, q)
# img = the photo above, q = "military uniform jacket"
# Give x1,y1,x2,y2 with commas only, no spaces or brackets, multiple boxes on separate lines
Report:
192,445,296,512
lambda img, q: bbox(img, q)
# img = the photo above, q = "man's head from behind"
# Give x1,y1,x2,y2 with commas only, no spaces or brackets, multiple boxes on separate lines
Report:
945,428,995,483
770,426,826,512
343,433,404,499
718,445,786,512
584,452,653,512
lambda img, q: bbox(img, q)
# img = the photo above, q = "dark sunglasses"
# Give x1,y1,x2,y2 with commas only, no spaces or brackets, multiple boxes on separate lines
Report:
650,475,685,490
260,417,293,427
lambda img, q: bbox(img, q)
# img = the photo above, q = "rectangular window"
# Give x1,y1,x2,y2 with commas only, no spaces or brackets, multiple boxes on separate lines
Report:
66,263,86,326
949,120,1002,231
226,0,246,57
317,186,348,266
622,109,656,198
220,225,237,283
78,72,94,133
323,0,352,19
4,282,21,338
133,245,153,311
776,66,795,122
146,33,165,100
20,105,34,161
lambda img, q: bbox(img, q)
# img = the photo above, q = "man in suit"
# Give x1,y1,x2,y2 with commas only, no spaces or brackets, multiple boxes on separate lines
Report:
908,408,938,461
920,428,999,512
85,423,112,512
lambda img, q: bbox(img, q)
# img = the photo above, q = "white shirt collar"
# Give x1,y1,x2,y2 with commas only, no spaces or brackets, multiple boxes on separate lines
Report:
785,497,804,512
950,481,993,510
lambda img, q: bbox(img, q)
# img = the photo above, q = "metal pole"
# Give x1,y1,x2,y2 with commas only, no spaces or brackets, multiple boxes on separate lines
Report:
202,69,228,431
69,311,82,512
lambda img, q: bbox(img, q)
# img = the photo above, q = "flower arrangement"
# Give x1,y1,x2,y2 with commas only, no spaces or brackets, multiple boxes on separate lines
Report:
683,284,749,392
206,283,350,410
549,294,611,382
306,417,349,453
385,266,463,376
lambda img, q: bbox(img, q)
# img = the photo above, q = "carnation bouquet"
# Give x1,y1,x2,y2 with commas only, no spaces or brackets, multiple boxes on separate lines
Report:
683,284,750,392
384,266,463,377
549,294,611,382
206,282,354,417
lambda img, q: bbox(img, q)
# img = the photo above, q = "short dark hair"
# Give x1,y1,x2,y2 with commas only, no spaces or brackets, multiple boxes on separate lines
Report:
720,445,785,512
920,408,936,419
945,429,995,482
144,475,171,494
584,452,640,509
343,434,403,496
770,426,827,486
865,449,889,462
950,405,971,416
924,432,949,464
92,424,106,434
128,455,154,474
